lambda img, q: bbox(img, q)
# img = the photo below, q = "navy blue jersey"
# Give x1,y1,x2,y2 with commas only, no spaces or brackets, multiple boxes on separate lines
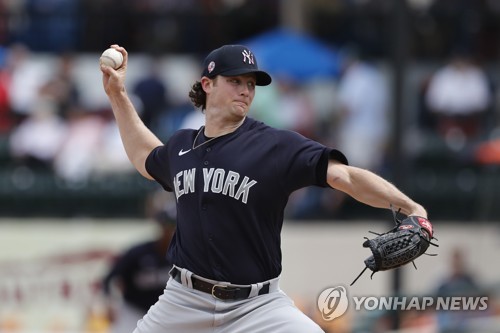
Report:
146,117,347,284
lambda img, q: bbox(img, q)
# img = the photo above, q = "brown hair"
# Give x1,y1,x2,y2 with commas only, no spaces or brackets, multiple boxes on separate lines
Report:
188,81,206,110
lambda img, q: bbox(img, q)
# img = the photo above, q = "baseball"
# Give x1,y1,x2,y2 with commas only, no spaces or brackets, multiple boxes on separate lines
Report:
100,48,123,69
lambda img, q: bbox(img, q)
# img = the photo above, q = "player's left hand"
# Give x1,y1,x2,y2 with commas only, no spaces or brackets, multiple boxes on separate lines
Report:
350,207,438,285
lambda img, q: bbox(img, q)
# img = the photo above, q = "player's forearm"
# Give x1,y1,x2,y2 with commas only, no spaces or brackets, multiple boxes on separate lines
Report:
108,90,162,179
327,163,427,217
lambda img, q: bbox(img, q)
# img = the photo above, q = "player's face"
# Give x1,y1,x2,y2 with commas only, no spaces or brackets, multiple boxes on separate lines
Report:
206,74,256,118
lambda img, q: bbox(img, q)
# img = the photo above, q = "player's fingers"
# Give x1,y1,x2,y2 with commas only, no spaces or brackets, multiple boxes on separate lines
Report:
100,44,127,95
100,63,114,75
100,64,122,96
109,44,128,69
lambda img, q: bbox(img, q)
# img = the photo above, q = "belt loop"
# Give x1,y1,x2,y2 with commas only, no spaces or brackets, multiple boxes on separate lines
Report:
268,277,280,293
180,268,193,289
248,282,263,298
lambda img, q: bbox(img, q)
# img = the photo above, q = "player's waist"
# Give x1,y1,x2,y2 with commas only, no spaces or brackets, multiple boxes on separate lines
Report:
170,265,280,301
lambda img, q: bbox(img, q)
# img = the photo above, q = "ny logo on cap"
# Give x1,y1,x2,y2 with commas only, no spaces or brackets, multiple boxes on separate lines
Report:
242,50,255,65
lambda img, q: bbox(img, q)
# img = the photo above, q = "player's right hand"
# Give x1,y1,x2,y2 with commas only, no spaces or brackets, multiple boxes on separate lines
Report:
101,44,128,97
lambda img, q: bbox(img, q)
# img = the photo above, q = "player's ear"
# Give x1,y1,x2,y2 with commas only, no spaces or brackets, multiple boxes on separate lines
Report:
201,76,214,93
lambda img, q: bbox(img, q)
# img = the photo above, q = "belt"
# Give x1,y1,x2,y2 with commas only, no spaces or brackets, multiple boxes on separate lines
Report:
171,267,271,301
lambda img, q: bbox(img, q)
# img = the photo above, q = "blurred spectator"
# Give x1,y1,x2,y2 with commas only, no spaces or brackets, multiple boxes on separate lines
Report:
53,109,132,183
435,247,479,297
434,247,483,333
20,0,80,52
423,51,493,151
132,57,170,135
102,192,176,333
0,47,12,133
252,75,316,138
275,50,390,220
7,43,51,120
274,76,315,137
52,110,106,182
8,98,67,170
286,49,392,220
335,49,390,172
91,110,135,177
38,52,80,119
249,80,281,128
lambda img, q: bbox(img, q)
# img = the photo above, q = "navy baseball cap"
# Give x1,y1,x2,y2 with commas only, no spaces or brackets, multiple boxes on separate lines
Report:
201,45,272,86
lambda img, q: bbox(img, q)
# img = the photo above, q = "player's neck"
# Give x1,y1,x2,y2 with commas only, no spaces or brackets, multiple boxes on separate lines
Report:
203,115,246,138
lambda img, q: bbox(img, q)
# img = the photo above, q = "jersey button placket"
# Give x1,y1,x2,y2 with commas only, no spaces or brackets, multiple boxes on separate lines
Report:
203,145,211,165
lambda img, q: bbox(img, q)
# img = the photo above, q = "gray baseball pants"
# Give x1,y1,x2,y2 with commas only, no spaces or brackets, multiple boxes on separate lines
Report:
133,266,323,333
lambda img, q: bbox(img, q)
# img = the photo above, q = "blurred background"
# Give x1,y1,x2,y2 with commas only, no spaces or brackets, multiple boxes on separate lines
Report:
0,0,500,332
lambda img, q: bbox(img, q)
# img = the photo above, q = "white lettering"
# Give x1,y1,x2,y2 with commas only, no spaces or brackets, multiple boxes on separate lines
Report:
406,297,420,311
348,296,489,313
450,297,461,310
379,297,392,310
203,168,214,192
175,167,257,204
393,297,407,310
174,171,183,200
352,296,365,310
479,297,488,310
364,297,378,311
234,176,257,204
173,169,196,200
437,297,449,310
422,297,434,309
183,168,196,194
211,169,225,193
222,171,240,197
462,296,480,310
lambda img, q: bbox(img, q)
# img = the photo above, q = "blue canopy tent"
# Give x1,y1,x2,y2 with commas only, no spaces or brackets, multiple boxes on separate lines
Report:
240,28,341,82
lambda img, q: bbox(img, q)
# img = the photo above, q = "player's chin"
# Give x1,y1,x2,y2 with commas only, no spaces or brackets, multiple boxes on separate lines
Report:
232,104,249,117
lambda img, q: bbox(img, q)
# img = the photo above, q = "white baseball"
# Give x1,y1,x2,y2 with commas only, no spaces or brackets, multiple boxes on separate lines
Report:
100,48,123,69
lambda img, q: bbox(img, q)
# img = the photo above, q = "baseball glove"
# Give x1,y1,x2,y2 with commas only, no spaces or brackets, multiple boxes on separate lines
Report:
350,206,438,286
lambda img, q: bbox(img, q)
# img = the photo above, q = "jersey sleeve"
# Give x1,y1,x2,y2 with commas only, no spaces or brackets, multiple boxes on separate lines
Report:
272,129,347,192
145,145,173,192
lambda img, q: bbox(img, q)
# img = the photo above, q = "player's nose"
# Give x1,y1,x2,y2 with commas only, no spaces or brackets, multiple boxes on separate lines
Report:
239,85,250,96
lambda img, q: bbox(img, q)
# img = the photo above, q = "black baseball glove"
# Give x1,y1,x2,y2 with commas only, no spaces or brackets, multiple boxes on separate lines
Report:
350,206,438,286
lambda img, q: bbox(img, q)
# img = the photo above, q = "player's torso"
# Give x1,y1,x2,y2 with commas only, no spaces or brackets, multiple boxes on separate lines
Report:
148,117,328,283
168,121,284,209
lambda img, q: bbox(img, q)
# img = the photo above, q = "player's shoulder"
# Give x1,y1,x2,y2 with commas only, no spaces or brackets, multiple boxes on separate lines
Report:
148,128,199,157
169,127,200,141
248,117,311,141
244,117,295,137
159,127,200,150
